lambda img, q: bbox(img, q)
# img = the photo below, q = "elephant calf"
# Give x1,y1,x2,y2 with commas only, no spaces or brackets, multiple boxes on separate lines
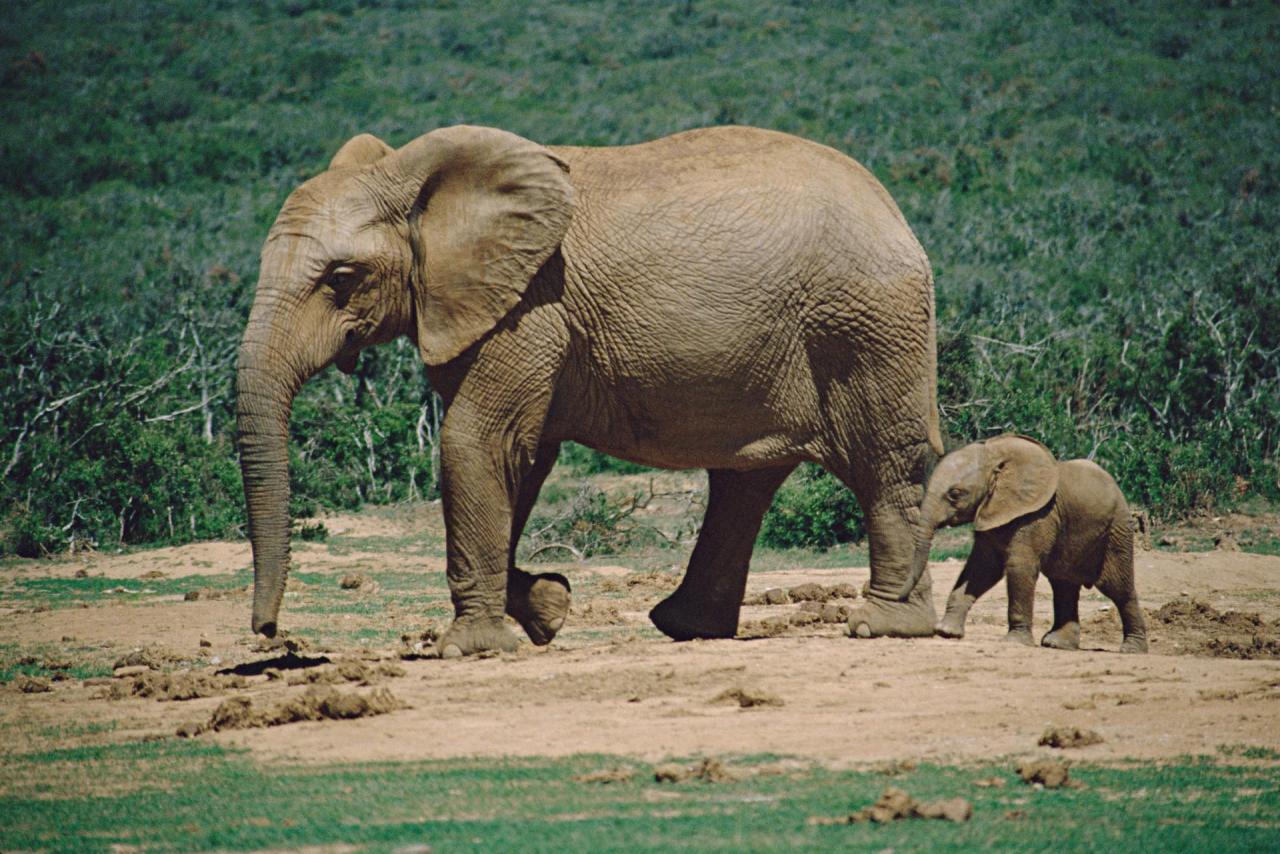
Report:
899,434,1147,653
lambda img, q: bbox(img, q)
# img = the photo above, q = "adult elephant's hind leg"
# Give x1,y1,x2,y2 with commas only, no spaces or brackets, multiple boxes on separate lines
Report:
650,465,794,641
505,442,571,646
845,458,938,639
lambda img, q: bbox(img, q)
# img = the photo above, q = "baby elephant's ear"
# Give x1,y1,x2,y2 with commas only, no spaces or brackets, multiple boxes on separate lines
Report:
974,434,1059,531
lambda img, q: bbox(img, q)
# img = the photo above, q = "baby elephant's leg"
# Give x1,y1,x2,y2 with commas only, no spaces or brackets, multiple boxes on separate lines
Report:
1002,558,1039,646
1096,575,1148,654
937,539,1002,639
1041,578,1081,650
1098,524,1148,654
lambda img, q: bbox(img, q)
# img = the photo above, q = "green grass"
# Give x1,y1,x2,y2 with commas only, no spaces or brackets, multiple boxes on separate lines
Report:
1,741,1276,852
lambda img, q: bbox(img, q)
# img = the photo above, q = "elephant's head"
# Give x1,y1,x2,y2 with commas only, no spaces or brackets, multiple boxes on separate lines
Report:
896,434,1058,601
237,126,574,636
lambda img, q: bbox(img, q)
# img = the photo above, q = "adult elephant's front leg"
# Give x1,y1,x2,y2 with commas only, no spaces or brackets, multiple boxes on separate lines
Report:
650,465,793,640
505,442,571,646
848,481,939,638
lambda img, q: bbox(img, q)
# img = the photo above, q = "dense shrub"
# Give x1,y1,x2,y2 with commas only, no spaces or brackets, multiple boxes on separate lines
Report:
759,465,865,551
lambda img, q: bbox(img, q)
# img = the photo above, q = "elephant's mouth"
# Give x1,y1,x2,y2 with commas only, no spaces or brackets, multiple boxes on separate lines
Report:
334,349,360,375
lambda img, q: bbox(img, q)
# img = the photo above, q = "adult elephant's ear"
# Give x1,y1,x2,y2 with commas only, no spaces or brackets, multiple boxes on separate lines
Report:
974,434,1059,531
389,125,573,366
329,133,394,169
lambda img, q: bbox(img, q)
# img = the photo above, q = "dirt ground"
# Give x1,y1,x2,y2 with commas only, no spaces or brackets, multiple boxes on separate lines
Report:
3,506,1279,772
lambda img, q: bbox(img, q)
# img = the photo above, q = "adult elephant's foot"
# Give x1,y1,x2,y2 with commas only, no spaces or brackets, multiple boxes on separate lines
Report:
436,617,520,659
649,589,737,641
1002,628,1035,646
848,572,937,639
936,613,967,639
1119,635,1149,654
506,568,571,646
1040,624,1080,651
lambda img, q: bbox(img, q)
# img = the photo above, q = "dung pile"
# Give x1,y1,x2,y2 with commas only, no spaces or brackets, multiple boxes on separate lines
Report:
179,685,405,736
1149,597,1280,659
809,787,972,825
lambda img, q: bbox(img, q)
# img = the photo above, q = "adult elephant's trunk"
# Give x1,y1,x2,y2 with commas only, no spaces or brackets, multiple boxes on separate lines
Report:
236,304,307,637
896,489,946,601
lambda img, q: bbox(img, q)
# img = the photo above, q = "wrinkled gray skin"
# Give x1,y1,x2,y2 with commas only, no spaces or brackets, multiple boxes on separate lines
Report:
900,434,1147,653
237,125,945,657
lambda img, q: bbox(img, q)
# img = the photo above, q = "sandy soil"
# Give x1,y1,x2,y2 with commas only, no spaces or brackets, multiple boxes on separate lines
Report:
3,510,1278,771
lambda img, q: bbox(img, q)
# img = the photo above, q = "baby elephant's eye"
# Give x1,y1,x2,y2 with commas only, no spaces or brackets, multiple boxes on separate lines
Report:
946,486,966,502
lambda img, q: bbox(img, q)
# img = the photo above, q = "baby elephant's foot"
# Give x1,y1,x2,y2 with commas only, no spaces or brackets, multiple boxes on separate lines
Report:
437,617,520,659
507,568,571,646
1002,628,1035,646
1040,623,1081,651
1119,635,1149,654
936,615,966,639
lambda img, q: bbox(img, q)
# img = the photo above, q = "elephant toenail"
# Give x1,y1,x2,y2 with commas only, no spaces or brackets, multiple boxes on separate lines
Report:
440,643,463,659
854,622,871,638
547,616,564,631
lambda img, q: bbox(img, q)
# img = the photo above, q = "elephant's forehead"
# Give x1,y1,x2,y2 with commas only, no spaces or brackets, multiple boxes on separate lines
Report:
937,448,983,480
272,173,377,242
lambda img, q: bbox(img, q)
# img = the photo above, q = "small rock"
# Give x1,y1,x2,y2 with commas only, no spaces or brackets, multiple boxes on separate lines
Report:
571,767,635,784
713,685,784,708
339,574,367,590
788,610,820,626
74,568,89,578
763,587,789,605
787,583,827,602
916,797,973,823
199,637,212,648
14,675,53,693
820,602,852,623
113,665,150,678
653,763,690,783
825,582,860,600
1017,759,1079,789
1039,726,1104,749
973,776,1006,788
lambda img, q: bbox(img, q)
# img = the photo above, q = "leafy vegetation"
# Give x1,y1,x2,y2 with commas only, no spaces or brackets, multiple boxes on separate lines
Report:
1,740,1277,852
2,0,1277,555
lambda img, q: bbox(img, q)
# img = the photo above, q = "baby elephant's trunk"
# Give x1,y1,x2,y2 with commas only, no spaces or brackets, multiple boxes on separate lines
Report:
896,491,945,601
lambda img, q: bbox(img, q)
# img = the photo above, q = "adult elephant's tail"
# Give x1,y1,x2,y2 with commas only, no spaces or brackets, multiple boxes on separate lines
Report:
924,274,944,457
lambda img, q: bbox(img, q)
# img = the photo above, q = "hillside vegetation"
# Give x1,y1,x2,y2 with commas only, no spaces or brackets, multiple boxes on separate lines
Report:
2,0,1277,555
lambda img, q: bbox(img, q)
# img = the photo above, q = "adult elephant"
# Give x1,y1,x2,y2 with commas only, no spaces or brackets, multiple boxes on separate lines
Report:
237,124,944,657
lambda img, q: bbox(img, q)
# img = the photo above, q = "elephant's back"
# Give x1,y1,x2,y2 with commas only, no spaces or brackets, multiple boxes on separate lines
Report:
552,126,904,222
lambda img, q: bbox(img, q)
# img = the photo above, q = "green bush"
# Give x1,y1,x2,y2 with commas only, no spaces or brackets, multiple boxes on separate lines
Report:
759,465,865,551
558,443,652,476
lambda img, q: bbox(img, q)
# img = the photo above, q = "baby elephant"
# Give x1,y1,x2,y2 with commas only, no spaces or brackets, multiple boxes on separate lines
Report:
898,434,1147,653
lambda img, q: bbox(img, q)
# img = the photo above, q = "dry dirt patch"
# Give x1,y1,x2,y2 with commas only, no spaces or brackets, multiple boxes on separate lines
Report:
2,524,1280,767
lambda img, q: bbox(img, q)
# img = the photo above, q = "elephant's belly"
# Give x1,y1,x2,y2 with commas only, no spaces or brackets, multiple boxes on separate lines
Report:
545,379,818,471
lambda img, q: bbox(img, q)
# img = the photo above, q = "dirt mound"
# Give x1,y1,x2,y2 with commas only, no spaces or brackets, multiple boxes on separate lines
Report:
571,767,635,784
654,756,742,784
712,685,784,708
284,659,405,686
810,787,972,824
1147,597,1280,659
181,685,405,736
743,583,859,606
102,670,247,701
1039,727,1104,749
112,645,189,670
1017,759,1079,789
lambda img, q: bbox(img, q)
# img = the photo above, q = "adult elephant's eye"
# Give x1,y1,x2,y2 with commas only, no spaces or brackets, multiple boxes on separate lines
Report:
325,265,363,307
